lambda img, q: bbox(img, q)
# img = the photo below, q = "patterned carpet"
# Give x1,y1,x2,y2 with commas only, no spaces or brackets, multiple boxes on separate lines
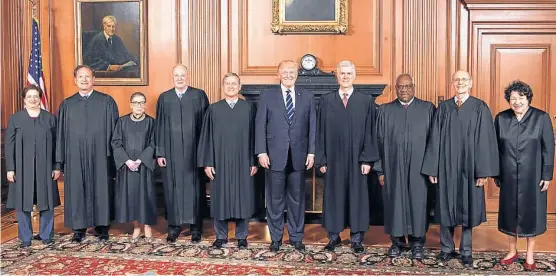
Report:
1,235,555,275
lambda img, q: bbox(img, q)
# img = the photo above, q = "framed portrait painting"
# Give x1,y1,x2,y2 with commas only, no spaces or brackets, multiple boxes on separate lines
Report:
271,0,348,34
75,0,147,85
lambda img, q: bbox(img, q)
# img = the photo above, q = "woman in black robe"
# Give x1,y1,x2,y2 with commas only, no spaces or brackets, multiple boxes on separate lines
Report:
111,92,157,242
494,80,554,270
5,85,61,248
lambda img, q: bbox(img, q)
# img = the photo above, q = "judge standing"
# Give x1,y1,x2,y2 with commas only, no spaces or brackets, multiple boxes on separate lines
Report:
56,65,119,242
112,92,156,242
494,80,554,271
198,73,257,249
374,74,435,260
155,64,209,243
316,60,379,254
421,70,499,267
255,60,316,252
5,85,61,247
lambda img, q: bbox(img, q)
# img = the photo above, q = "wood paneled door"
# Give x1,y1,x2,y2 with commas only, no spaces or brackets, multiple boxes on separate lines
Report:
463,0,556,227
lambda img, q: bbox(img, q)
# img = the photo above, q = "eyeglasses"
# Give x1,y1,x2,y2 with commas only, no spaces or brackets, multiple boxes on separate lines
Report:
131,101,146,106
396,84,414,90
453,78,470,83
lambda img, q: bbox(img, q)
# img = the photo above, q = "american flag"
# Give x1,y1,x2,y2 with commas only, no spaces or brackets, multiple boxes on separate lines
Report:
27,18,48,110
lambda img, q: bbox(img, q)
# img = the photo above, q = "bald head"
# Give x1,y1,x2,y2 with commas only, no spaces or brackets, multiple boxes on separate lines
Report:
172,64,189,90
452,70,473,95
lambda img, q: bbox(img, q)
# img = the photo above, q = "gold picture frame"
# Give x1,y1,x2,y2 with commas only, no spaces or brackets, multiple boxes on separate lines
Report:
75,0,147,85
271,0,348,34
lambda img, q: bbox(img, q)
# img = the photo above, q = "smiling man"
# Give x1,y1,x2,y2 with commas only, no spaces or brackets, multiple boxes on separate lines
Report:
316,60,379,254
421,70,499,267
155,64,209,244
56,65,119,243
374,74,435,260
255,60,316,252
83,15,138,72
198,73,257,249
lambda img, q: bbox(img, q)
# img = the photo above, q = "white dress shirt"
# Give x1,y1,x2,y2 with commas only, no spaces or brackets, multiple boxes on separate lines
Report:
454,94,470,104
399,97,415,106
338,87,354,100
225,98,238,107
281,84,296,107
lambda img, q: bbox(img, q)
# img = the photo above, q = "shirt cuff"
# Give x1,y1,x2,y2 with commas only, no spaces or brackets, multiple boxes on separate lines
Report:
257,153,267,157
307,154,315,157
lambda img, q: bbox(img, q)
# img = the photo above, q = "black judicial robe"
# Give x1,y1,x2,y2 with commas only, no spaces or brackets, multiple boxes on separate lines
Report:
374,98,435,237
112,115,157,226
155,87,209,226
421,96,499,228
316,90,379,233
5,110,61,212
495,107,554,237
56,91,119,229
197,99,256,220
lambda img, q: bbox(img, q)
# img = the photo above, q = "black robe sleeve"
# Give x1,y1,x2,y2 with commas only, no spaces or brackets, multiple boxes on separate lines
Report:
111,118,131,170
359,96,379,164
55,101,67,170
249,103,256,167
138,120,156,171
373,106,385,175
474,103,499,178
154,95,166,158
106,96,119,157
315,97,327,167
197,106,215,168
540,112,555,181
5,116,16,172
421,105,441,177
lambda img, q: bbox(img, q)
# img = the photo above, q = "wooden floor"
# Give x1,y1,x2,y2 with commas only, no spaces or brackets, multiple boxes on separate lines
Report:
2,209,555,253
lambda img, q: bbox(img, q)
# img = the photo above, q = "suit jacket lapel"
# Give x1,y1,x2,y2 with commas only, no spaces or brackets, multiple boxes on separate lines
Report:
291,88,303,125
276,87,289,123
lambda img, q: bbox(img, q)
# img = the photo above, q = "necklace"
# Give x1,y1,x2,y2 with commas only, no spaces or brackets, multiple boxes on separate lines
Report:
130,113,145,121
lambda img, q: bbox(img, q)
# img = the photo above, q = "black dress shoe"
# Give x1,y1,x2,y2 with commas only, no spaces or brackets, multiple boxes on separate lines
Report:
237,239,248,249
269,240,282,252
461,255,473,268
437,251,456,262
33,234,42,241
191,233,202,244
42,239,55,245
290,241,306,251
166,235,177,244
212,239,227,248
324,238,341,251
388,244,402,258
351,242,365,254
71,233,84,243
412,246,425,260
98,234,109,242
20,241,31,248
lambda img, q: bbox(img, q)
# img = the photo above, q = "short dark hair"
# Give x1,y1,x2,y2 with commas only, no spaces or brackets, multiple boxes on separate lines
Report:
504,80,533,103
73,65,95,77
21,84,43,99
130,92,146,102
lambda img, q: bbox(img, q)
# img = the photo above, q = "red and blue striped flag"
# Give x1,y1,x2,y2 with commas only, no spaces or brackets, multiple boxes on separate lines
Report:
27,18,48,110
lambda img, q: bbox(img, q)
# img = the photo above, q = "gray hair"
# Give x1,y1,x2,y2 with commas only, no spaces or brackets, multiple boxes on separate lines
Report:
336,60,356,72
222,72,241,85
396,73,414,84
102,15,117,25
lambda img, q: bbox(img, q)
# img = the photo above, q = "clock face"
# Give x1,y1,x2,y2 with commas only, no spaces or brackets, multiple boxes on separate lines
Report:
301,54,317,71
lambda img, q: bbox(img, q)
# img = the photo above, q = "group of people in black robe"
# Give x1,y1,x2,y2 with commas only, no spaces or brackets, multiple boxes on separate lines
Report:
5,62,553,271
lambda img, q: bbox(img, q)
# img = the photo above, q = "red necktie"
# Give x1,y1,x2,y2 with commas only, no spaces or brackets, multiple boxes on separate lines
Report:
342,93,348,108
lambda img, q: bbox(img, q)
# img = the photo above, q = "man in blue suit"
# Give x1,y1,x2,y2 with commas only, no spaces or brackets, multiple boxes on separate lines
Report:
255,60,316,252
